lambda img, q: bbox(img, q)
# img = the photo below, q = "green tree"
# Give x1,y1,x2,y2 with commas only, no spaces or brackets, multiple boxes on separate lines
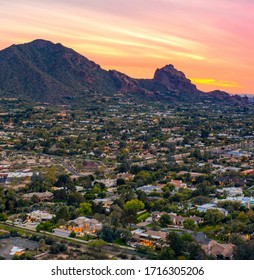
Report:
205,209,225,225
69,231,76,238
55,174,74,191
124,199,145,225
110,205,123,227
159,214,171,227
185,241,206,260
125,199,145,213
237,212,248,223
0,213,8,221
88,239,107,252
247,210,254,223
234,240,254,260
229,233,245,246
78,202,92,216
158,247,175,260
97,225,117,243
192,196,211,205
166,232,184,257
50,243,67,254
183,219,198,231
55,206,71,222
67,192,84,207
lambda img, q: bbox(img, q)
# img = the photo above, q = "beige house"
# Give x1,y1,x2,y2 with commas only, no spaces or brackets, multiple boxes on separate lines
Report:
22,191,53,201
67,217,102,236
27,210,54,222
170,180,187,190
202,240,235,260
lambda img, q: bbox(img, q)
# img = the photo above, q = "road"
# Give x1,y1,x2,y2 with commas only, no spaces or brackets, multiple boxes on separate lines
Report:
0,222,136,252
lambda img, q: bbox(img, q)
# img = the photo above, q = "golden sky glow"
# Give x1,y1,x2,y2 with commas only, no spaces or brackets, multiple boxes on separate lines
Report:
0,0,253,93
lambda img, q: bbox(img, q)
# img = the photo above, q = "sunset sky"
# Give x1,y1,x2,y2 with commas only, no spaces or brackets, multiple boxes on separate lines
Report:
0,0,253,93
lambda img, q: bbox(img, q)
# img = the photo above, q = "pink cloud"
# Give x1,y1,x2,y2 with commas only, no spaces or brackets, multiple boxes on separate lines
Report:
0,0,253,93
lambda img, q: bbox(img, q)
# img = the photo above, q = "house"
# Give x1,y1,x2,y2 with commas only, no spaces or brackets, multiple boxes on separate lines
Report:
0,164,11,170
151,211,203,226
67,216,102,235
168,213,186,226
117,173,134,181
216,176,246,187
27,210,53,222
189,215,204,225
137,185,163,194
240,169,254,175
197,203,228,216
177,171,205,180
131,229,167,246
221,196,254,208
202,240,235,260
1,172,34,184
219,187,243,197
170,180,187,190
226,150,251,159
75,186,84,192
93,198,113,211
22,192,53,201
95,179,117,188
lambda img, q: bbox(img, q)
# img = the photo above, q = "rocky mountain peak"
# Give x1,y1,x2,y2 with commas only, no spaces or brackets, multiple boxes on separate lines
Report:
154,64,197,92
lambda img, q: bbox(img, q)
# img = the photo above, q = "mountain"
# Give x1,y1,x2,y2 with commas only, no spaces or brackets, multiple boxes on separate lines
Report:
206,90,249,105
0,39,249,105
0,39,117,103
153,64,198,93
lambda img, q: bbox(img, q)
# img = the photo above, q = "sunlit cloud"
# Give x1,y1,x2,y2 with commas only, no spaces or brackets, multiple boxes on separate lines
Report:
0,0,253,93
191,78,243,88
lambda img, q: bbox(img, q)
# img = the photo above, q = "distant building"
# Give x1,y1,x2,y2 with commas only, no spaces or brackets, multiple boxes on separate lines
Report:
6,172,34,178
66,216,102,236
240,169,254,175
197,203,228,216
151,211,203,226
170,180,187,190
131,229,167,246
22,191,53,201
221,196,254,208
93,198,113,211
177,171,205,179
27,210,54,221
202,240,235,260
94,179,117,188
0,172,36,184
137,185,163,194
219,187,243,197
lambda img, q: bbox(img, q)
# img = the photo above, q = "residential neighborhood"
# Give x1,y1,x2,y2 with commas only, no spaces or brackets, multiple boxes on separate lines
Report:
1,98,254,260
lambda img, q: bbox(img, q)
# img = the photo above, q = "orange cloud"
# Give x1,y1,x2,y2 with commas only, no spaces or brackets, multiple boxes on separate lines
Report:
0,0,253,93
190,79,243,89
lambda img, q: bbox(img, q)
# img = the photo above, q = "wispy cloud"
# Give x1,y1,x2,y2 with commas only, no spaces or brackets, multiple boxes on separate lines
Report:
0,0,253,93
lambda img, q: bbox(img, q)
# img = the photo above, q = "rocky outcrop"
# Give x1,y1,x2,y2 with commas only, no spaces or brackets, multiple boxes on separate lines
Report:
153,64,197,92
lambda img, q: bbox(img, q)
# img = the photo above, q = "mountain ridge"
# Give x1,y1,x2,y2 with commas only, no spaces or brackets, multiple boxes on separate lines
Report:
0,39,249,105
